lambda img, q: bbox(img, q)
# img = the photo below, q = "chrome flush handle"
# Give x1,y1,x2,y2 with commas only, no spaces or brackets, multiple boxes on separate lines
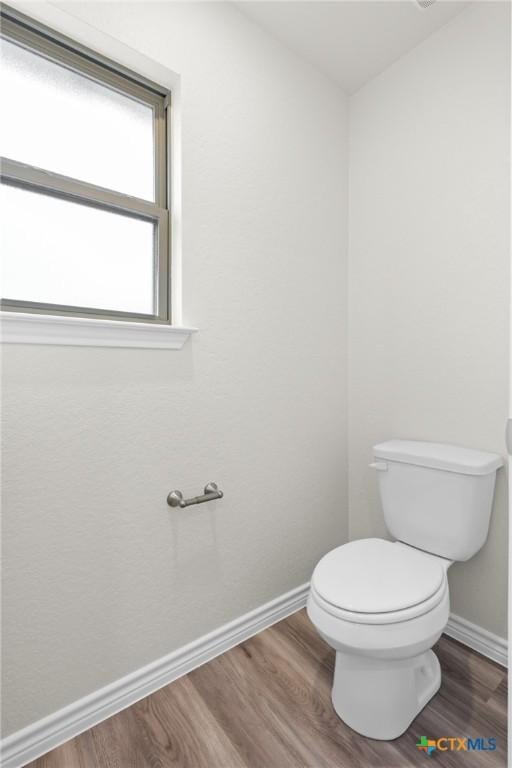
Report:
369,461,388,471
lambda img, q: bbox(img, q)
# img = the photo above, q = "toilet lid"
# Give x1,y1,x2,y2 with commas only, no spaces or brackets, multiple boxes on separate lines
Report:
311,538,444,614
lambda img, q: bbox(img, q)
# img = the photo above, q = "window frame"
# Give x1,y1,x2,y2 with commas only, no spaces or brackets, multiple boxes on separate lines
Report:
0,8,172,325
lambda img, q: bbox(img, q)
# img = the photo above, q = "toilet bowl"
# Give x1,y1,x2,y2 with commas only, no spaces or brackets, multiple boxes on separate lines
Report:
307,539,451,739
308,440,502,741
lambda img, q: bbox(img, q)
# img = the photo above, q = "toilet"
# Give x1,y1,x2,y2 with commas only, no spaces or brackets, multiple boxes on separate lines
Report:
307,440,503,741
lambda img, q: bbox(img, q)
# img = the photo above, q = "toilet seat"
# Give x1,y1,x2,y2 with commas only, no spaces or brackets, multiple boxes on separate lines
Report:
311,538,448,625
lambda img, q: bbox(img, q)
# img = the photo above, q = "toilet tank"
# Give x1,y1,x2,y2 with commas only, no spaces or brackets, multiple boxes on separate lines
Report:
373,440,503,561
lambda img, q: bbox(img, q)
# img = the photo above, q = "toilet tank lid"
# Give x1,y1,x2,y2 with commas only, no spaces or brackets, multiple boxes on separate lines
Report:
373,440,503,475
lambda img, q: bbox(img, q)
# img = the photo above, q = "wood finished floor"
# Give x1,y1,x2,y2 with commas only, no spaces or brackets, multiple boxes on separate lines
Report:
26,609,507,768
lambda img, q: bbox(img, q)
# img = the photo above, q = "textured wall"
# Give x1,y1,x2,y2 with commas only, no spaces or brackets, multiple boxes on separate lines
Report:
3,0,509,740
2,1,349,734
348,2,509,637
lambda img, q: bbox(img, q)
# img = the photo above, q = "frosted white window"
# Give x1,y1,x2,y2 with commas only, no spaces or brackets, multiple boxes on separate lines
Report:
0,38,155,201
0,10,170,324
1,185,155,315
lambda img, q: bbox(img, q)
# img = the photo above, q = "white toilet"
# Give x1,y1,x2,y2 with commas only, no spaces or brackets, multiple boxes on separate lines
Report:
307,440,503,741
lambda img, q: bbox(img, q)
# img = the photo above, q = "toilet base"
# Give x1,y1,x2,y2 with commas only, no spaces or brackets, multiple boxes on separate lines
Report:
331,648,441,740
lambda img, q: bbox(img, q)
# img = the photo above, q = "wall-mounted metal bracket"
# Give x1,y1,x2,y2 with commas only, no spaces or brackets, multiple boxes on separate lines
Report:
167,482,223,508
506,419,512,456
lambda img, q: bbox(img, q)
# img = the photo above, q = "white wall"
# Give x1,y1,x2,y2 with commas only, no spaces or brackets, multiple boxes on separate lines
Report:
3,0,510,741
349,2,510,637
2,1,349,734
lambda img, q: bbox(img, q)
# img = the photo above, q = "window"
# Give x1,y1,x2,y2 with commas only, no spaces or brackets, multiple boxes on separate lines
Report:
0,8,171,324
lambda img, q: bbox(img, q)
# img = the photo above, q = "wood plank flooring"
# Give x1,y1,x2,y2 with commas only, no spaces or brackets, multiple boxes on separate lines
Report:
26,609,507,768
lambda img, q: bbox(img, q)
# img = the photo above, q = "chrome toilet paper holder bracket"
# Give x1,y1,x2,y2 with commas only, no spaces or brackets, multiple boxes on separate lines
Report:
167,482,223,508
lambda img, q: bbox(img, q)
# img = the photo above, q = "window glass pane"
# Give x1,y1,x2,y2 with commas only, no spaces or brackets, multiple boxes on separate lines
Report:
1,185,155,315
0,37,155,201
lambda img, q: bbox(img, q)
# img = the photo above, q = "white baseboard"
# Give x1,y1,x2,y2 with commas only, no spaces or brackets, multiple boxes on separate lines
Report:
1,583,309,768
445,613,508,668
2,588,506,768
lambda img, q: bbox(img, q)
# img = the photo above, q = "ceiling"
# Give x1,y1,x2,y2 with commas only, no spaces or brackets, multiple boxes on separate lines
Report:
236,1,469,92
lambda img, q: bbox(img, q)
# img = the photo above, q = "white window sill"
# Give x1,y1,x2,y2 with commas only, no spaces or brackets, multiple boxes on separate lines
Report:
0,311,197,349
